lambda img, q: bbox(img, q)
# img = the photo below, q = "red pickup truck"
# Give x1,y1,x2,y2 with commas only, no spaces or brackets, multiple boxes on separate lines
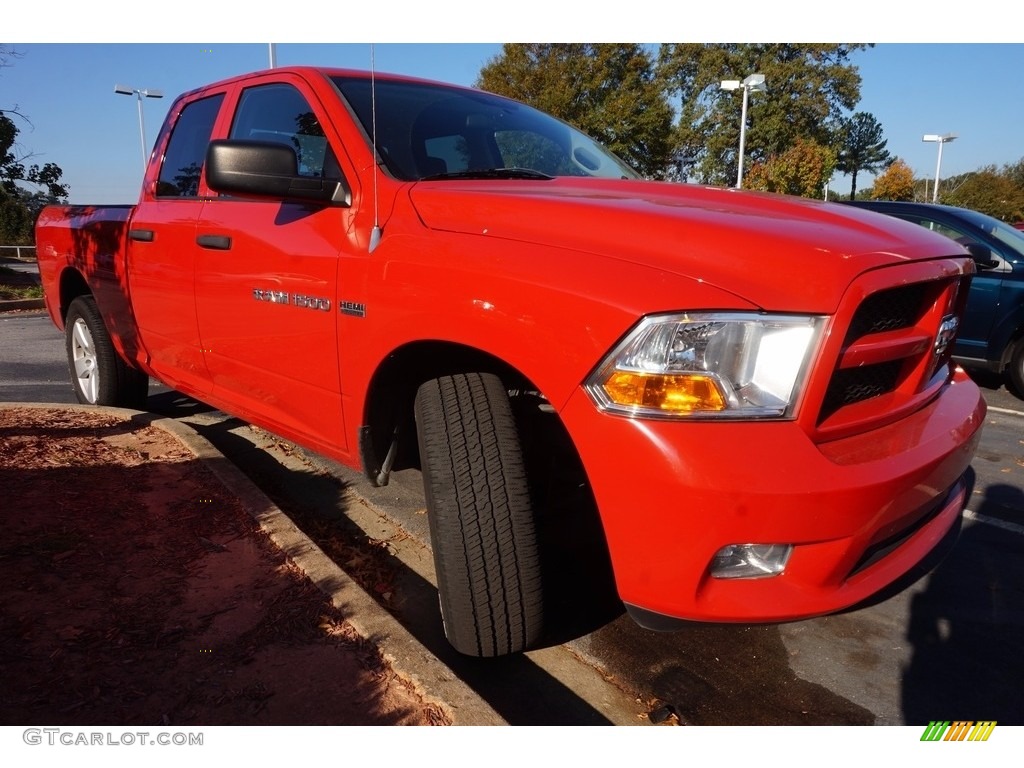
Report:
36,66,985,657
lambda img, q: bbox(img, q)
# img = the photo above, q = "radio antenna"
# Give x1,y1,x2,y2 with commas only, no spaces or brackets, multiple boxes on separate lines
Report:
368,44,382,253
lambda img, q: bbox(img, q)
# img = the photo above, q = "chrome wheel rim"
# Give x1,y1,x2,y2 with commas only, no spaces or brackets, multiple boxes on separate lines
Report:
71,317,99,403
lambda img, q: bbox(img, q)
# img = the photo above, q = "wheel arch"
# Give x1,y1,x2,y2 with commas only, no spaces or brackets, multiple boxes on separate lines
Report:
1001,322,1024,367
985,278,1024,370
58,266,92,324
54,264,149,372
1006,329,1024,397
358,339,538,485
370,348,620,654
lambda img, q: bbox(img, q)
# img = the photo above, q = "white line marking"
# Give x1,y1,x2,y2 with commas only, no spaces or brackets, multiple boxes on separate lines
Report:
964,508,1024,536
986,405,1024,418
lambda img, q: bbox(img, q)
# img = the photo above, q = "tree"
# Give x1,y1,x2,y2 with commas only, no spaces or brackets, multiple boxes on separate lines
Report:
658,44,869,185
836,111,891,200
941,167,1024,222
0,112,69,244
871,158,915,201
476,44,674,179
744,139,837,198
1000,156,1024,190
1,47,69,244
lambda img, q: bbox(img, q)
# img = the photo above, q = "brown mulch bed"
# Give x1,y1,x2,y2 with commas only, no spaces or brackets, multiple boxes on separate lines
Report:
0,407,448,725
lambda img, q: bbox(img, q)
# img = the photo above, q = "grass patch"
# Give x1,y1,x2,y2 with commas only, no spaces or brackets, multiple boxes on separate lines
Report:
0,264,43,300
0,284,43,299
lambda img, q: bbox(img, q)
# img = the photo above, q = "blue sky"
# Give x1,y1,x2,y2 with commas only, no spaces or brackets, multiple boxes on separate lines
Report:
4,4,1022,204
1,43,503,202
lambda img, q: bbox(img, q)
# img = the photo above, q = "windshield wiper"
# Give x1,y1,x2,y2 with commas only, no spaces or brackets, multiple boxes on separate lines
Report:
420,168,554,181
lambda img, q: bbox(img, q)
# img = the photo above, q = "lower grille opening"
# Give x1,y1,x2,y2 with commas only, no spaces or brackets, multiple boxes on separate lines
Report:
846,482,959,579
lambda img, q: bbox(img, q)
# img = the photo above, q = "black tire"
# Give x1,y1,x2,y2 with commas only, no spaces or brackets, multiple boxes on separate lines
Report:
65,296,149,409
414,372,543,657
1009,339,1024,398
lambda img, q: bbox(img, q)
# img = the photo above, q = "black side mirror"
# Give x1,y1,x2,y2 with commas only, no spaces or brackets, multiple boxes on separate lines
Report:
964,242,1000,270
205,140,351,206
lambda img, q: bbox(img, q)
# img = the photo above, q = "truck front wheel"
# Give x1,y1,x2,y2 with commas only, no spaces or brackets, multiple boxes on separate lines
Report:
414,372,544,657
65,296,149,409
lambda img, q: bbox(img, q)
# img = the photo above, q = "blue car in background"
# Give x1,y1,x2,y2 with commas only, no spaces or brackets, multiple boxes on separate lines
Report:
843,201,1024,397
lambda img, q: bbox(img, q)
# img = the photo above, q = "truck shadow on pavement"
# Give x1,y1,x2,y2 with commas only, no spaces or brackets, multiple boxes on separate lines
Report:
901,483,1024,725
146,391,625,725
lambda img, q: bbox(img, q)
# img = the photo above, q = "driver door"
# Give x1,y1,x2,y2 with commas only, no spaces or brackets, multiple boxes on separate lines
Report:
193,77,353,452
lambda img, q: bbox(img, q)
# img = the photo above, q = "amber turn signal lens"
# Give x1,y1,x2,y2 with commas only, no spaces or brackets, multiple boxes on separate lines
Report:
602,371,727,413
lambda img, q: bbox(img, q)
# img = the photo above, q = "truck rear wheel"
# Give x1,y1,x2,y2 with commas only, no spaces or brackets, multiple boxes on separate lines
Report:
65,296,149,409
414,372,543,657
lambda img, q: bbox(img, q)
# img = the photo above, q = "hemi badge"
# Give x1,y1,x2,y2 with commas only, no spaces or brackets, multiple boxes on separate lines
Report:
340,301,366,318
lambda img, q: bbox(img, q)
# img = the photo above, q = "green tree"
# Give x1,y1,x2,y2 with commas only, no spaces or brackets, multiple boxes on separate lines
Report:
871,157,915,201
1,47,70,244
836,111,891,199
476,44,674,178
1000,156,1024,191
658,44,869,185
0,112,69,243
744,138,837,198
941,167,1024,221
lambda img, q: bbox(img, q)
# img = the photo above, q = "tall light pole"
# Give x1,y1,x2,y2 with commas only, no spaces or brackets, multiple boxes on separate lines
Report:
114,84,164,175
721,73,767,189
922,133,957,203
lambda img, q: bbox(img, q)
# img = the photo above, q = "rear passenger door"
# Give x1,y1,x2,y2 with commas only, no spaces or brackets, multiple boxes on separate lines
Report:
128,91,226,396
193,75,353,452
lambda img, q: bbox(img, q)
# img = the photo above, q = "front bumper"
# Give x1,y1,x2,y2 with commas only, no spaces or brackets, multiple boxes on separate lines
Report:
559,369,985,624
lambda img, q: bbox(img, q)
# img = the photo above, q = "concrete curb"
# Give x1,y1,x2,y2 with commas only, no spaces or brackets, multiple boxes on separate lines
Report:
2,401,507,726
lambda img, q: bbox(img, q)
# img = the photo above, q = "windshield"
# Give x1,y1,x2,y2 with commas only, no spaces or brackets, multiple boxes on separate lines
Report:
954,207,1024,259
332,75,640,182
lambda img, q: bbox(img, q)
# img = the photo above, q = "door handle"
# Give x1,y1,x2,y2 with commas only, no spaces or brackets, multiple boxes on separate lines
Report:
196,234,232,250
129,229,155,242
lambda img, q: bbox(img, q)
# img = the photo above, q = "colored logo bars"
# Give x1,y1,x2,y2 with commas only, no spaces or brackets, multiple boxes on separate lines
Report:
920,721,997,741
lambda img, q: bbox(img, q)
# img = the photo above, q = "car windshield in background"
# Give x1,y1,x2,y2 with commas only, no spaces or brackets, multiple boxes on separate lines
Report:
332,75,640,182
954,207,1024,257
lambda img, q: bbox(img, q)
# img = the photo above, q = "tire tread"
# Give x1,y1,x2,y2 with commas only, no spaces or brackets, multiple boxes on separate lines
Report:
415,372,542,657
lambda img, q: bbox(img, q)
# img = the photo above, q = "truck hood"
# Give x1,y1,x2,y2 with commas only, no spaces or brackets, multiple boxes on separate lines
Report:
407,179,967,312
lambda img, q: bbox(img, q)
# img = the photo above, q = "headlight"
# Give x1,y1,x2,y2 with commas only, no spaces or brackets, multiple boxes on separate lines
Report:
584,312,825,419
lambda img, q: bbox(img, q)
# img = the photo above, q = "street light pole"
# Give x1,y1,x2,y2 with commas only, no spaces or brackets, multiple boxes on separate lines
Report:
721,74,767,189
922,133,957,203
737,83,752,188
114,84,164,176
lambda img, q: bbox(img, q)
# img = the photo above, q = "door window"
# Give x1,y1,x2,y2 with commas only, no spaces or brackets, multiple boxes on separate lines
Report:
156,94,224,197
230,83,340,179
895,214,1008,272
